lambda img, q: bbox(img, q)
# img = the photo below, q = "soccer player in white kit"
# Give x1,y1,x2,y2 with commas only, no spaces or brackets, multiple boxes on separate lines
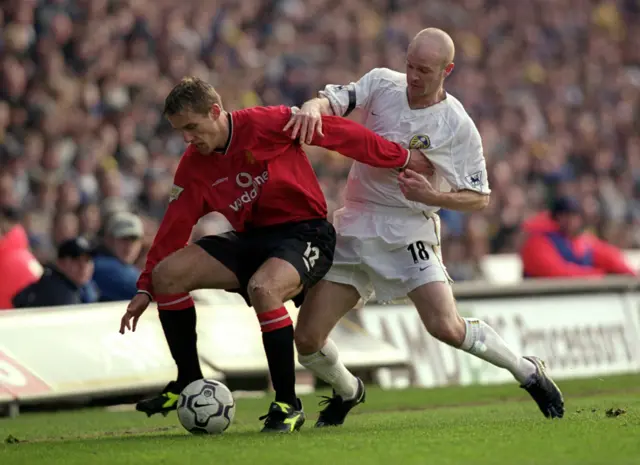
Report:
285,28,565,426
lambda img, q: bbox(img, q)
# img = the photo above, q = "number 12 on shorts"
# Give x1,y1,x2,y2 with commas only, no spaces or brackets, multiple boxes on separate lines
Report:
407,241,429,264
303,242,320,271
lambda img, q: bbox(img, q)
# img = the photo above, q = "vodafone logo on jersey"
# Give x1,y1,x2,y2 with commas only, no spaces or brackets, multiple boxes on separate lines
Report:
235,173,254,188
229,171,269,212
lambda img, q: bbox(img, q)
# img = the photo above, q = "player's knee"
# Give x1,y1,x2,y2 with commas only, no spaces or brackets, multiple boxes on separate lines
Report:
426,316,466,347
152,259,182,294
246,277,277,304
294,327,323,355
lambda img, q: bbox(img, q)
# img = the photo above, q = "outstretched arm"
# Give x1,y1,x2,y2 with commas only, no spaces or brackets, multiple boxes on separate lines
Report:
304,114,411,169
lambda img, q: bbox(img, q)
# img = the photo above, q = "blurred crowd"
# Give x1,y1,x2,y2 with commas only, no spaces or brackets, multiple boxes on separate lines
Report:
1,0,640,285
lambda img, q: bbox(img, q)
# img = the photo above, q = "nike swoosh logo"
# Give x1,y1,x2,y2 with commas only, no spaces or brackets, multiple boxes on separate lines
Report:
419,267,428,271
371,111,379,116
193,401,210,408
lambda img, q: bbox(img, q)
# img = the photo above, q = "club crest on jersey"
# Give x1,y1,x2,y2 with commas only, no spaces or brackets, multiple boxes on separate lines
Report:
409,134,431,150
245,150,255,164
169,184,184,203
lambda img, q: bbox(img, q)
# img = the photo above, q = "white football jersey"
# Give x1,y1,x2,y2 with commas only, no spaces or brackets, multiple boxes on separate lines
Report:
320,67,490,215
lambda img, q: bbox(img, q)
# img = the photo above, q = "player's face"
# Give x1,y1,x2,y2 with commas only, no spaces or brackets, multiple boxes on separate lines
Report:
405,47,453,99
167,105,223,154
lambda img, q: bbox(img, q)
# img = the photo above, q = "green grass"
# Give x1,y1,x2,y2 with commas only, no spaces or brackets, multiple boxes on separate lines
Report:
1,374,640,465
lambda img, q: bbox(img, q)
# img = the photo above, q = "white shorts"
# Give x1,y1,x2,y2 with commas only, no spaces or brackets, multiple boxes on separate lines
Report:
324,202,452,303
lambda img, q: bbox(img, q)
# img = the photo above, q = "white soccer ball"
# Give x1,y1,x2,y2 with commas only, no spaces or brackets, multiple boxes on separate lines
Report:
177,379,236,434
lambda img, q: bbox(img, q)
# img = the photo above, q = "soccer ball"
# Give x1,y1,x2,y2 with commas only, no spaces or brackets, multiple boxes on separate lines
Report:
177,379,236,434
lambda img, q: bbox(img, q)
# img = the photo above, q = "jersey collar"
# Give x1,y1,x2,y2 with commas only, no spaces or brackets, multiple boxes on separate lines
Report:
214,112,233,155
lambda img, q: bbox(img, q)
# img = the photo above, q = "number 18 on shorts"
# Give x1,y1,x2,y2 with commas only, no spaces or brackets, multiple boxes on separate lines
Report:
401,240,452,294
407,241,430,266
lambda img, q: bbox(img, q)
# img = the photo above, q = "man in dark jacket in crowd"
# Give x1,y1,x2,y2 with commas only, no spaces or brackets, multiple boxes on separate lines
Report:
12,237,95,308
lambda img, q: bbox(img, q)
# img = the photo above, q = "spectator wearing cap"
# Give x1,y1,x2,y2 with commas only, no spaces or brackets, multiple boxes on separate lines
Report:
91,212,143,302
519,197,637,278
12,237,95,308
0,207,43,309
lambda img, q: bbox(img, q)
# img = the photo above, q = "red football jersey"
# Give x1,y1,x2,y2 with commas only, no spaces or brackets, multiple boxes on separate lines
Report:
137,105,410,298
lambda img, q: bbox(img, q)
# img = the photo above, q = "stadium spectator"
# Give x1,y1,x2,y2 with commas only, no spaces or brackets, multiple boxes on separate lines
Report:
0,206,42,309
519,197,637,278
92,211,143,302
1,0,639,280
12,237,96,308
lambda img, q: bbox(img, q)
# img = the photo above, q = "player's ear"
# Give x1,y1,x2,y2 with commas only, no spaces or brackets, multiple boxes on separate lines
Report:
444,63,455,76
210,104,222,120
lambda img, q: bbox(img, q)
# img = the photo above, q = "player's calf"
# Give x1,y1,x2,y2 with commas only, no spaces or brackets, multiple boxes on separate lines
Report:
140,245,240,418
294,327,325,355
421,314,466,348
295,281,364,426
410,282,564,418
298,339,364,426
248,258,304,429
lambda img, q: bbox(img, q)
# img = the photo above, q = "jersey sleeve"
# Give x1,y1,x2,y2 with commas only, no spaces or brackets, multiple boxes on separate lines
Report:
308,115,410,169
425,118,491,194
137,155,207,297
246,105,409,169
242,106,296,161
318,68,384,117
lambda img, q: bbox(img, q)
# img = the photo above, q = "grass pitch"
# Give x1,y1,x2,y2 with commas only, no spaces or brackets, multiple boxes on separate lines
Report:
1,374,639,465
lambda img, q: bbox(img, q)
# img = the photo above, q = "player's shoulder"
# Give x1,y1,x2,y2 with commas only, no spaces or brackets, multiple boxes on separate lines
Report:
365,67,406,88
175,145,204,177
180,144,201,162
439,93,479,133
410,94,480,152
233,105,291,125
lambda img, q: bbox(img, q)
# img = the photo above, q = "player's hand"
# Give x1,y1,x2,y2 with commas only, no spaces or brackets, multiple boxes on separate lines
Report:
119,293,151,334
283,101,324,144
405,149,435,176
398,169,440,205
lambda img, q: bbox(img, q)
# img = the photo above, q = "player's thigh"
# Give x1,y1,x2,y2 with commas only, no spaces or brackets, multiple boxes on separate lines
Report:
364,238,450,302
152,240,240,293
263,218,337,305
295,278,361,353
248,256,305,308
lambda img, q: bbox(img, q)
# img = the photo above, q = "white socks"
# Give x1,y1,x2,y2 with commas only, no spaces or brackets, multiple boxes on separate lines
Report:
298,339,359,400
460,318,537,384
298,320,535,394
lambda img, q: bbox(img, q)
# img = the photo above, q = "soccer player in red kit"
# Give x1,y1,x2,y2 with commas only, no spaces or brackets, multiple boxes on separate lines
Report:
118,77,432,432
